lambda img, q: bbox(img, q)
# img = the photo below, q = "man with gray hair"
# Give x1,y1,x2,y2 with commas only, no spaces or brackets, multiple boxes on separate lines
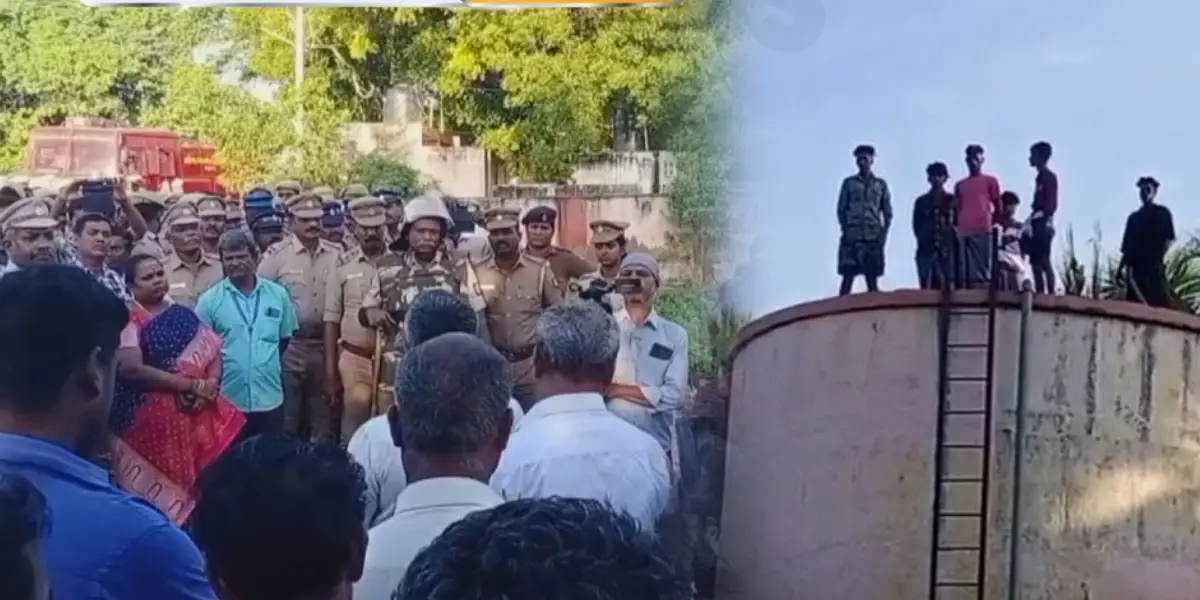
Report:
607,252,690,450
346,289,525,529
355,332,511,598
491,301,670,532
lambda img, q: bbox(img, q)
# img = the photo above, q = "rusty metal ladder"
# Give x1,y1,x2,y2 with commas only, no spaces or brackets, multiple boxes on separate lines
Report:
928,233,1000,600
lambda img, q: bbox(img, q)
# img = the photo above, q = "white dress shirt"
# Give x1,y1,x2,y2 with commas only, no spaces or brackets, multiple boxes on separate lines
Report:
348,399,525,529
491,392,670,532
0,260,19,278
355,477,503,600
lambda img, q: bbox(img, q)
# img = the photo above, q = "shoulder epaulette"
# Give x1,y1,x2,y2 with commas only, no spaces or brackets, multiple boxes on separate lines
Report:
336,247,362,267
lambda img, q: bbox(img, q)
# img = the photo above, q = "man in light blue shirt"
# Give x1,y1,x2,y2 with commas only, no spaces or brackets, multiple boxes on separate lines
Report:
196,229,298,439
606,252,690,450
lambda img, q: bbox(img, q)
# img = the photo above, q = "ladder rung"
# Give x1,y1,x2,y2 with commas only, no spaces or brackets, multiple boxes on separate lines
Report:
949,309,990,316
941,476,984,483
935,581,980,587
938,511,983,517
946,376,988,383
942,443,984,449
946,343,989,349
937,545,980,552
943,409,986,415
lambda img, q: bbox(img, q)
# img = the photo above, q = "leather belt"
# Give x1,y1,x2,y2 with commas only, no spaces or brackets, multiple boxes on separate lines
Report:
294,323,324,339
497,347,534,362
340,340,374,359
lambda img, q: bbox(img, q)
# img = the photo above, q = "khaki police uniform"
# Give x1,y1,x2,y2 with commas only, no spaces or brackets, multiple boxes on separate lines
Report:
588,219,629,281
274,180,302,205
129,191,170,260
258,194,343,442
520,205,595,285
158,203,223,307
468,207,563,408
196,195,226,255
342,183,370,200
0,198,59,271
324,197,389,439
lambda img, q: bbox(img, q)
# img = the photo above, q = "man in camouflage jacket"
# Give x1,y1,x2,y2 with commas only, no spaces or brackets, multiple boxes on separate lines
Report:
358,194,482,404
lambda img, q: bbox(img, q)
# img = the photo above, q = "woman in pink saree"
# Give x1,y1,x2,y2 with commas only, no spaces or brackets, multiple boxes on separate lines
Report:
111,254,244,524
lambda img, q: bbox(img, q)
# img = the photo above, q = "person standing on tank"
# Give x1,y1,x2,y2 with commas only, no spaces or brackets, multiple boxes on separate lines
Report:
1119,176,1175,308
836,144,892,295
953,144,1002,289
1027,141,1058,294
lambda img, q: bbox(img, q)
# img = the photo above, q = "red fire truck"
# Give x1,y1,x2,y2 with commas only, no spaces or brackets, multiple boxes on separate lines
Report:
24,125,226,194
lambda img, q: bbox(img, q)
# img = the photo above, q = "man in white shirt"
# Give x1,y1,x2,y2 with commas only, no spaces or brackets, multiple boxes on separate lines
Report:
491,301,671,532
354,332,512,599
607,252,690,450
347,289,524,528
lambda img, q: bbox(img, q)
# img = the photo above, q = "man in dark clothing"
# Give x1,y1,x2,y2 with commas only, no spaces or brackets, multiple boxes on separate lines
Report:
836,144,892,295
1027,141,1058,294
1120,176,1175,308
912,162,957,289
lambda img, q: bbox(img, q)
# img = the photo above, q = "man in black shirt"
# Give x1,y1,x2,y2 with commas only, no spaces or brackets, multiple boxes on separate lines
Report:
912,162,957,289
1119,176,1175,308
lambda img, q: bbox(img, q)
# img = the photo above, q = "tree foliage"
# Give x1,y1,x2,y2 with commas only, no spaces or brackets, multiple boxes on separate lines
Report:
0,1,222,170
226,4,720,181
1060,224,1200,313
348,152,421,198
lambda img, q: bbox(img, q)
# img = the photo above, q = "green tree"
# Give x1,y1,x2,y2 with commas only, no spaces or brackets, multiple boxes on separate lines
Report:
0,1,222,169
1059,223,1200,312
226,5,720,181
348,152,421,197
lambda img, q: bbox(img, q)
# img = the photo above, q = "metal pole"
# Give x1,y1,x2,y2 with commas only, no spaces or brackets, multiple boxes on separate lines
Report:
1007,287,1033,600
294,7,305,87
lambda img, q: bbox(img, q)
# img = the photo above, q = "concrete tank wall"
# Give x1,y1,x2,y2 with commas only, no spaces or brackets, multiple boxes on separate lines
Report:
718,290,1200,600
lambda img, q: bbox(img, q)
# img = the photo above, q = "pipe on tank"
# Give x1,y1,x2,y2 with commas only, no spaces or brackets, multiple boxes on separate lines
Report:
1007,285,1034,600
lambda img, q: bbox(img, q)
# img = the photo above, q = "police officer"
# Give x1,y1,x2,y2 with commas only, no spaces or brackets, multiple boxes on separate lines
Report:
249,210,286,253
224,201,247,233
242,186,276,226
274,180,303,204
468,207,563,409
195,195,226,255
359,195,472,411
258,193,344,442
321,197,348,249
342,183,371,201
160,203,222,308
324,196,391,441
373,186,405,240
588,219,629,282
0,197,59,277
129,191,169,260
521,205,596,285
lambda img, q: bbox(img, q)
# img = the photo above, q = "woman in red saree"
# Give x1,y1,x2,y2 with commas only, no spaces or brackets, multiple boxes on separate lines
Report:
111,254,245,524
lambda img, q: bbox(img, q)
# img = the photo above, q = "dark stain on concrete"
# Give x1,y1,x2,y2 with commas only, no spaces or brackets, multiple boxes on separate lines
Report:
1184,338,1194,428
1138,327,1156,443
1084,319,1099,436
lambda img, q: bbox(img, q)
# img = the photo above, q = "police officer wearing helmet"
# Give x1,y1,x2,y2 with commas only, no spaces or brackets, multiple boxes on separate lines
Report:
359,195,478,409
249,210,286,253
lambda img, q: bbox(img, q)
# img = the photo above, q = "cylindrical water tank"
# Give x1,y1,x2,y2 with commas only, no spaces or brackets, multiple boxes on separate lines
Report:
718,290,1200,600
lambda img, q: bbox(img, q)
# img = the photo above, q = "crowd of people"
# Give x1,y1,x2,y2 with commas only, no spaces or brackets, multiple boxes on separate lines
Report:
836,141,1179,307
0,177,698,600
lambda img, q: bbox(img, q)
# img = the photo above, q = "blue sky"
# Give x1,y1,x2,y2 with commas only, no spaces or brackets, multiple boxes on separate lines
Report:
734,0,1198,316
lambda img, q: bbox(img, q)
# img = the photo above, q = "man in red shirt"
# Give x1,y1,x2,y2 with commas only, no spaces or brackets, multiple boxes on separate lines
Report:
1027,141,1057,293
953,144,1001,289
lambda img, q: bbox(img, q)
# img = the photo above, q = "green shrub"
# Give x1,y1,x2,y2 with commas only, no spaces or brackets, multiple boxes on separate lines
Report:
347,152,421,198
656,285,718,382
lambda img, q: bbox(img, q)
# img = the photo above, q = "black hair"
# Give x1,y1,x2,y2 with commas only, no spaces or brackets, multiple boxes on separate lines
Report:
406,290,478,346
965,144,985,157
189,435,367,600
925,162,949,178
852,144,875,157
72,212,113,237
396,497,691,600
1030,141,1052,160
123,253,162,286
1001,191,1020,205
0,265,128,414
0,472,50,600
1137,176,1160,189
